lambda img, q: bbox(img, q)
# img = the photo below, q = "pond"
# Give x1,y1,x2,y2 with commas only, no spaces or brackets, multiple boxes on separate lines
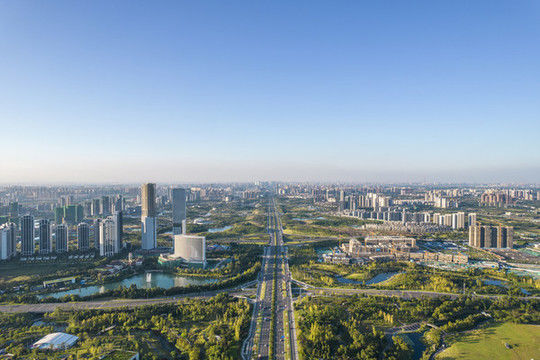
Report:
482,278,530,295
365,272,400,285
394,331,426,360
39,272,217,299
208,225,233,233
335,276,362,284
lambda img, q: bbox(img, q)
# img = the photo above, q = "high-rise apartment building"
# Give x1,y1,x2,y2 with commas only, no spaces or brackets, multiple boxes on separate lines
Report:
93,219,101,250
112,211,123,251
77,222,90,251
38,219,51,254
55,223,68,252
101,196,111,216
451,212,465,229
468,213,477,227
0,223,16,260
469,225,513,249
21,215,34,256
172,188,186,236
91,198,101,216
141,183,157,250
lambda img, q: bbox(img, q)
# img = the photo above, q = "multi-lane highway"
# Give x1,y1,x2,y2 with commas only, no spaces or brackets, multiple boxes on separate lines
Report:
242,197,298,360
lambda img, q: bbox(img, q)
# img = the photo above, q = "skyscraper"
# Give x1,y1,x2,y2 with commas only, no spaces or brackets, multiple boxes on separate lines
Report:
77,222,90,251
55,223,68,252
112,211,123,251
38,219,51,254
141,183,157,250
172,188,186,236
21,215,34,256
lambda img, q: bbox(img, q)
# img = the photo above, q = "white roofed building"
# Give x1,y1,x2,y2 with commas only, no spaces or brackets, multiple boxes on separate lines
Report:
32,332,78,350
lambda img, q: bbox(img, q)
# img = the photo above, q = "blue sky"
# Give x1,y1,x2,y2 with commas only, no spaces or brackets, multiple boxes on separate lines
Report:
1,1,539,183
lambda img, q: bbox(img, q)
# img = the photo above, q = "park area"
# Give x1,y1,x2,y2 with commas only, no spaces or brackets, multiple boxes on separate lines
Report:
437,322,540,360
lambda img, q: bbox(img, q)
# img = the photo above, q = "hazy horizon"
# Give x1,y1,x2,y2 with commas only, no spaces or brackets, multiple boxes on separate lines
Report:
1,1,539,183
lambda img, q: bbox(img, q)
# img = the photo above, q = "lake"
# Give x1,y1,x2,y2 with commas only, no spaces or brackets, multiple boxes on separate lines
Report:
39,272,217,299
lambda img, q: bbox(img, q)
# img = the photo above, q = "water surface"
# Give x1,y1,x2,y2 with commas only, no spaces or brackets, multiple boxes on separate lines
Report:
40,272,217,299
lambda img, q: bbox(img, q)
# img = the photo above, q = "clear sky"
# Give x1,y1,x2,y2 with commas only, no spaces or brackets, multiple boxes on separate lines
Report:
1,1,539,184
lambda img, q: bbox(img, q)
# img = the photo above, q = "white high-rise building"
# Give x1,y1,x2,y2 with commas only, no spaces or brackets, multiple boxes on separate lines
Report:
0,223,16,260
172,188,186,236
456,212,465,229
99,217,119,257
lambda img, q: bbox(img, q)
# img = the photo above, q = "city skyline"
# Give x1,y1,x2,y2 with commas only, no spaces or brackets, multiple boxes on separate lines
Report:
1,1,539,183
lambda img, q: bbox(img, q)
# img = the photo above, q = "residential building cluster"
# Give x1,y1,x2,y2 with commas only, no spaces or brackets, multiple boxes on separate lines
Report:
469,225,514,249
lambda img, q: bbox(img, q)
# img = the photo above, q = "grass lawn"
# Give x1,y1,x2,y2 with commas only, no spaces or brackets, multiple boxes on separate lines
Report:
437,322,540,360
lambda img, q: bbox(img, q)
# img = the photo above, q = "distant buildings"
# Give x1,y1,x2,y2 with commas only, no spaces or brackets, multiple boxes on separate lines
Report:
55,205,83,224
21,214,34,256
77,222,90,251
469,225,513,249
342,236,417,257
55,223,68,252
0,223,16,260
141,183,157,250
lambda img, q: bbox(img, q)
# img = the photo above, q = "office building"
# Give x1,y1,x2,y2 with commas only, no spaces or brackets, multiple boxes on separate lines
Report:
38,219,51,254
99,217,119,257
55,224,68,253
0,223,16,260
469,225,513,249
173,234,206,265
21,215,34,256
141,183,157,250
172,188,186,236
77,223,90,251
